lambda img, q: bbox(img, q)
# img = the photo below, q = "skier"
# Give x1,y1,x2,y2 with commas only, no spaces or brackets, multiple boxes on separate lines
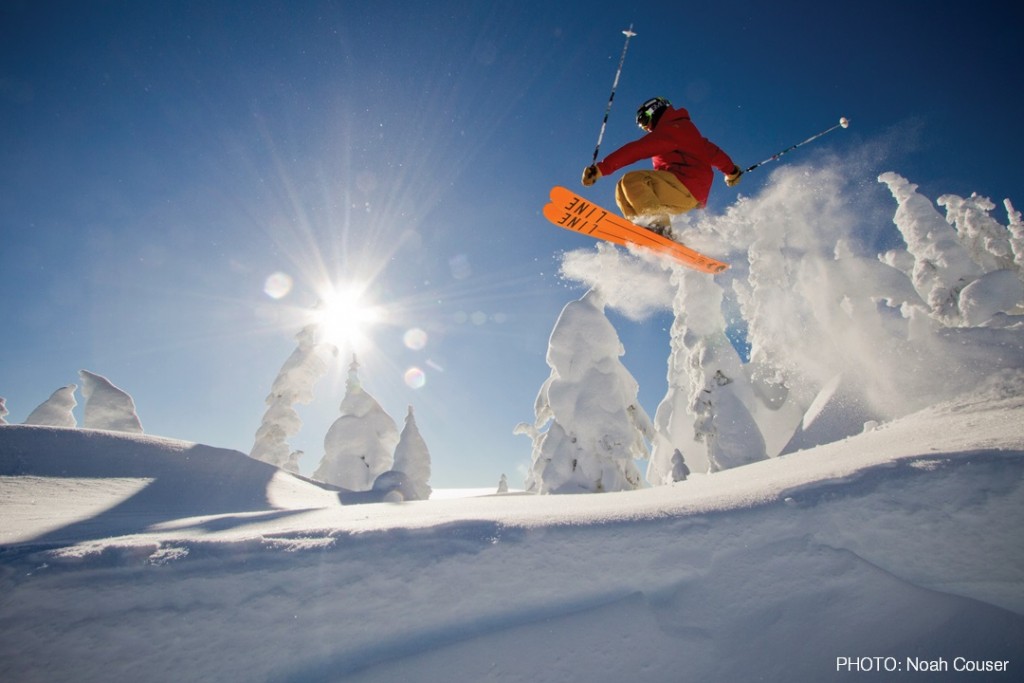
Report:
582,97,742,234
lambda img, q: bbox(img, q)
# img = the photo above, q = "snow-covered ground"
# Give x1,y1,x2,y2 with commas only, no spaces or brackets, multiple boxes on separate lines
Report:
2,371,1022,682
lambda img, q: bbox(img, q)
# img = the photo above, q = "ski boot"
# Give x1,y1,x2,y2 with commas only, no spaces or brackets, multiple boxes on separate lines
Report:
639,215,673,240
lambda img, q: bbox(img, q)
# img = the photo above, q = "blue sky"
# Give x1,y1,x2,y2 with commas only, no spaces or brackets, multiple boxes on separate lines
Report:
2,1,1021,487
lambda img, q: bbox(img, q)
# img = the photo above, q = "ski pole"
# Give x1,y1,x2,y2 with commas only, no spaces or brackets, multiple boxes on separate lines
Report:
591,25,637,165
744,117,850,174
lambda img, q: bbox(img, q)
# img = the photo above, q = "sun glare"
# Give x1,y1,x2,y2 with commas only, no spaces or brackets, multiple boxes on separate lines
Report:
313,284,382,350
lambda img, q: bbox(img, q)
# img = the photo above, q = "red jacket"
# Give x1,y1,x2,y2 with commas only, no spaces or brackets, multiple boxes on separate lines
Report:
596,106,736,207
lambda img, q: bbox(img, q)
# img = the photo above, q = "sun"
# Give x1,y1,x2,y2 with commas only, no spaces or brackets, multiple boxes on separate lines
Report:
312,284,383,350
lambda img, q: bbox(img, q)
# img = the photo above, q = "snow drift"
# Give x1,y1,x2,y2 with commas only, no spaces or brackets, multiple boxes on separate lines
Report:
2,372,1023,681
78,370,144,433
22,385,78,428
18,371,144,433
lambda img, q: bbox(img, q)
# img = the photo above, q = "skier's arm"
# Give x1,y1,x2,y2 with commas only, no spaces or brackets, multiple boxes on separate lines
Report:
595,134,671,176
691,135,742,186
693,136,738,176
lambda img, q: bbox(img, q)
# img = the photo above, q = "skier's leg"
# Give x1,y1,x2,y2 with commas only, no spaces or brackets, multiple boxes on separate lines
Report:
616,171,684,230
616,171,670,228
648,171,700,215
616,171,657,216
614,176,641,219
618,171,698,217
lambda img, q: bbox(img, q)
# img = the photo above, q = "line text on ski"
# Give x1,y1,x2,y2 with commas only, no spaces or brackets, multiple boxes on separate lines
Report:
556,197,608,234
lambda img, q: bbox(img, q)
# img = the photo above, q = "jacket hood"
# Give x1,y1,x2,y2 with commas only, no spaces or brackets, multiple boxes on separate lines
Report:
655,106,691,128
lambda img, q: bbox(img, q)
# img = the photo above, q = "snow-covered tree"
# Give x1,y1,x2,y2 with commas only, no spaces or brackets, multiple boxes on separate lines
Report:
1006,199,1024,274
314,356,398,491
24,385,78,428
497,473,509,494
0,397,8,425
957,270,1024,327
650,267,766,479
669,451,689,483
79,370,143,433
250,323,332,472
940,192,1017,274
390,406,432,500
879,173,983,325
516,288,652,494
550,163,1023,476
933,193,1024,325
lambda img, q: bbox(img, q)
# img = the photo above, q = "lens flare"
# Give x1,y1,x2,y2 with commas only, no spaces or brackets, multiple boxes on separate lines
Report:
264,272,294,299
403,327,428,350
448,254,472,280
404,366,426,389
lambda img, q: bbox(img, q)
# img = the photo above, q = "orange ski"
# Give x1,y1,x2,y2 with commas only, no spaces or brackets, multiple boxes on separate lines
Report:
543,186,728,274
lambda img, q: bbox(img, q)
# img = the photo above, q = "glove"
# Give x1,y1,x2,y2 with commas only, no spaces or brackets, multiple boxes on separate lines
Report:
725,166,743,187
582,165,601,187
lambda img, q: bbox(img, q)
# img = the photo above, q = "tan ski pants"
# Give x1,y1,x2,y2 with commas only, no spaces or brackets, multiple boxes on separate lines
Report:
614,170,700,223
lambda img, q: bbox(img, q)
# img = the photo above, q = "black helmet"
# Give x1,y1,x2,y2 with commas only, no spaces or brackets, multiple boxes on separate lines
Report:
636,97,671,130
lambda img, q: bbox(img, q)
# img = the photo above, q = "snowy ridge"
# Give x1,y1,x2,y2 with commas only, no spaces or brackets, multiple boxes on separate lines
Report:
3,372,1022,543
2,378,1022,681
